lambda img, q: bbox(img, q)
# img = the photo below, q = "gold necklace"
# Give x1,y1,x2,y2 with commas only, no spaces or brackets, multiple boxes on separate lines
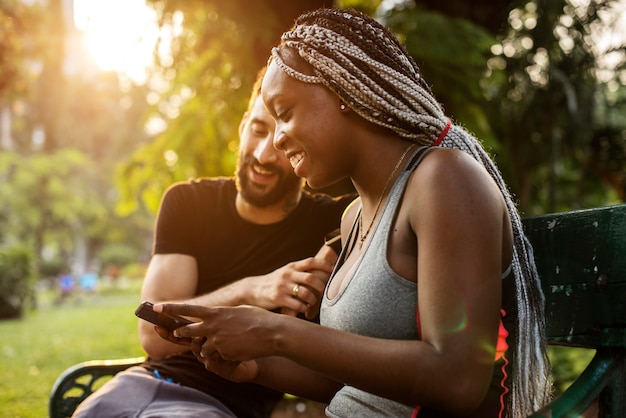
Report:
358,143,416,249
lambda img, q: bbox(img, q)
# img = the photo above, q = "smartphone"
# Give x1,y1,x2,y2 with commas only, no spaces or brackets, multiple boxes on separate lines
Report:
135,301,193,331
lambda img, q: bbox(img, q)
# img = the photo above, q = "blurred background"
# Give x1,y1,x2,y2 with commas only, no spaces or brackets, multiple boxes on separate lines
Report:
0,0,624,416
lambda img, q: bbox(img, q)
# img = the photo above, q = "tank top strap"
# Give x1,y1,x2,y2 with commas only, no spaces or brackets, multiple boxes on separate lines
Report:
369,145,437,247
335,145,436,267
404,145,435,173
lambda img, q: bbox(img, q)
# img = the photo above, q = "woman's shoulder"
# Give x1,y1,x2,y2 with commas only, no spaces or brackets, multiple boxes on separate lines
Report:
415,147,484,175
406,147,505,216
411,147,498,188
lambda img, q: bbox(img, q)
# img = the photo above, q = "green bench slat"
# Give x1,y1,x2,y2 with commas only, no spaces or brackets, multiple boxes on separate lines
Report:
523,204,626,348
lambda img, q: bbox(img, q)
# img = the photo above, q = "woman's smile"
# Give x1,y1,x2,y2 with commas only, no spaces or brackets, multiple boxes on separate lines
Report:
288,151,305,170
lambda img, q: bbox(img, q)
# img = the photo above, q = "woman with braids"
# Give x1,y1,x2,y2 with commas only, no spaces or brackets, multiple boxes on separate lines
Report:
154,8,552,417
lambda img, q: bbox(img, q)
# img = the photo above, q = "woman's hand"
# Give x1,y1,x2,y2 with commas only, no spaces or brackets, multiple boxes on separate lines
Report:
195,349,260,382
154,304,287,360
154,325,260,382
153,303,277,381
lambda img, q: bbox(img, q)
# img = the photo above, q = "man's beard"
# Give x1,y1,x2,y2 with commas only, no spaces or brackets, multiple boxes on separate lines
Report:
236,155,303,208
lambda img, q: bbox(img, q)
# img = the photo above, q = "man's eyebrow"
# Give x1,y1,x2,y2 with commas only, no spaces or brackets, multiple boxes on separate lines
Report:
248,116,270,126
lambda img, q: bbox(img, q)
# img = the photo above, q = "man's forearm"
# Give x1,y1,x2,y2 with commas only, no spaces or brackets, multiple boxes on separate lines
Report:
187,276,262,307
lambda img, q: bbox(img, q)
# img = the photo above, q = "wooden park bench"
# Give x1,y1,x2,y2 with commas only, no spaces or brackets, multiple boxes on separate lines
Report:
49,204,626,418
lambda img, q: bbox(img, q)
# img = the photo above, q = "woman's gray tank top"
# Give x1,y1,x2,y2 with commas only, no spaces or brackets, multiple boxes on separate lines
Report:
320,146,432,417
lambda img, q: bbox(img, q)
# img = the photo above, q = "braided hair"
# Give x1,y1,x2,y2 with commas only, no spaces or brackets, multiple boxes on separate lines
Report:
270,8,551,417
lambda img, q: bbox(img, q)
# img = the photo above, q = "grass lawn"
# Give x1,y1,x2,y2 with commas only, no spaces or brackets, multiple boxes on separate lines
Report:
0,277,595,417
0,279,146,418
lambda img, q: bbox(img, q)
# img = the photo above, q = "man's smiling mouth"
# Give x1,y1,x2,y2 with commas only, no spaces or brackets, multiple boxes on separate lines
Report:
252,164,274,176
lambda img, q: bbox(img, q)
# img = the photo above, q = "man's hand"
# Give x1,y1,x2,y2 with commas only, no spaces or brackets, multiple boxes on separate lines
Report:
280,244,338,319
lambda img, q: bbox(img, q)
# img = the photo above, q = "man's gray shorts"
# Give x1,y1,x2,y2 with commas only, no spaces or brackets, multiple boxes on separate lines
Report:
72,366,237,417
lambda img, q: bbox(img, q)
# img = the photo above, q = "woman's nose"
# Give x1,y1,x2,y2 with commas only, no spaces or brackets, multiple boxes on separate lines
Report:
273,129,286,151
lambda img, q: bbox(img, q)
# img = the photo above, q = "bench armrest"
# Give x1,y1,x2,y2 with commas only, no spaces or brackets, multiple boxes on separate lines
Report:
49,357,145,418
529,348,625,417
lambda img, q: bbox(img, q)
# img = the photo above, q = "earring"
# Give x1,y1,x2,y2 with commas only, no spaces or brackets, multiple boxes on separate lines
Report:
340,103,347,110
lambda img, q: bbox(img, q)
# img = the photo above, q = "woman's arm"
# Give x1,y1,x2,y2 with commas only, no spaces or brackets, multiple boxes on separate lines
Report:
250,356,343,403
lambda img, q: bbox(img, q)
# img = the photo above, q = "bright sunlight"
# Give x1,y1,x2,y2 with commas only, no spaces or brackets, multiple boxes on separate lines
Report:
73,0,159,83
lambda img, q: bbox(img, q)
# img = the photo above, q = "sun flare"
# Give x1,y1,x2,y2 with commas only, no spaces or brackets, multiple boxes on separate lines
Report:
73,0,159,83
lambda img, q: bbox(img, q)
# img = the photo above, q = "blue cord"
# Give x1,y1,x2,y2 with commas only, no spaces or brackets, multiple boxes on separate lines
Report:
153,369,174,383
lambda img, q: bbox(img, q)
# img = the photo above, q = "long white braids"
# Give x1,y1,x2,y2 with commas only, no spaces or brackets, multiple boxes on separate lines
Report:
271,8,551,417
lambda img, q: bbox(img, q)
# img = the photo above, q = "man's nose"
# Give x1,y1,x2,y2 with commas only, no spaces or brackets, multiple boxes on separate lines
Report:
253,137,279,164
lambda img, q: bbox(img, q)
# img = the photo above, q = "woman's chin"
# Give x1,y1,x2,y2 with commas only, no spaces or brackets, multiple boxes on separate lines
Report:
305,176,337,191
304,177,323,190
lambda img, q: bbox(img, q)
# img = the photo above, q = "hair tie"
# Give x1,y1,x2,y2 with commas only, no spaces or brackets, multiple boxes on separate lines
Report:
432,120,452,146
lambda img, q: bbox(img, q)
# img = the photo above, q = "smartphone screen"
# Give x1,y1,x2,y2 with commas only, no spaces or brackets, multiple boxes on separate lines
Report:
135,301,193,331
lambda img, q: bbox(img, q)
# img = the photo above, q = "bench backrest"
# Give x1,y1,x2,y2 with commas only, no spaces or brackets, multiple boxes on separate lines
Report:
523,204,626,418
522,203,626,348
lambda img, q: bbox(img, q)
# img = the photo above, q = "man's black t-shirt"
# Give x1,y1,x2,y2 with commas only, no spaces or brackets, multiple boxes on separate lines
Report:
144,177,354,418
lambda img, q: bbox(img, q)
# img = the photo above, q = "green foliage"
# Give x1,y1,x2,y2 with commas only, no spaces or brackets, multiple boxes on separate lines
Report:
0,150,104,252
2,0,154,273
38,258,64,280
384,1,626,214
484,0,626,213
0,245,35,319
0,149,153,273
0,0,44,100
121,262,148,280
547,346,595,395
98,243,141,270
336,0,383,15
